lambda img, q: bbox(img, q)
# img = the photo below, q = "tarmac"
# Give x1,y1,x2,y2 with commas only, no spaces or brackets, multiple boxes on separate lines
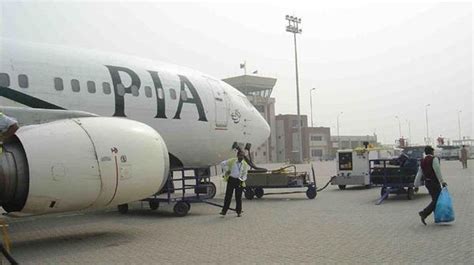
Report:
1,160,472,264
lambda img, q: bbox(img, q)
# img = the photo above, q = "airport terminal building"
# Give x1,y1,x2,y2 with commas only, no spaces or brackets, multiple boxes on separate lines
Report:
223,74,378,163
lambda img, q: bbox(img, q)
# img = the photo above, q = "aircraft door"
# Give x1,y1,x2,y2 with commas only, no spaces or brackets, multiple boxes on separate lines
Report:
206,79,228,128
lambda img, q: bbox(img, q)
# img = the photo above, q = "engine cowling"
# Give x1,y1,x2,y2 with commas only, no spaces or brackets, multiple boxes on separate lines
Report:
0,117,169,215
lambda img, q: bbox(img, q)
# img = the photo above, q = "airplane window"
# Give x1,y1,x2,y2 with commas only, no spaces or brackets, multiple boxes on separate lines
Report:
169,88,177,100
54,77,64,91
131,85,139,97
71,79,80,92
102,82,111,94
0,73,10,87
157,88,164,99
180,90,188,100
117,83,125,96
87,81,96,93
145,86,152,98
18,74,29,88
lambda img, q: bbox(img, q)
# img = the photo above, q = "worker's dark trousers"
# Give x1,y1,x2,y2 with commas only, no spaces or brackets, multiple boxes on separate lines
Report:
421,180,442,217
222,177,243,214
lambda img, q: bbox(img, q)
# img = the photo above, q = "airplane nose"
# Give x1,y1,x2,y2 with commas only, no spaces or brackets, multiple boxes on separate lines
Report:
255,112,270,144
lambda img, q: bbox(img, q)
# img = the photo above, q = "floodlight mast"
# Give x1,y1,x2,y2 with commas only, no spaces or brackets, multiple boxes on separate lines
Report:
285,14,303,163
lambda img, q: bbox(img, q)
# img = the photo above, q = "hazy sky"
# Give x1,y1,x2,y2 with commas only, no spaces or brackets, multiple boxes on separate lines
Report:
1,0,472,145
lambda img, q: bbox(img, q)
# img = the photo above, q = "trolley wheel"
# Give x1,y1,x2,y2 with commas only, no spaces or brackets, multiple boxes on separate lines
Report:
173,201,190,217
206,182,217,199
381,187,388,197
118,204,128,214
306,187,317,199
149,200,160,210
338,185,346,190
255,188,264,199
407,187,415,200
244,188,255,200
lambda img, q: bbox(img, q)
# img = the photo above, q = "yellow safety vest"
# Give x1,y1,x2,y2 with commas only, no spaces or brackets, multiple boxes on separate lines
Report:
223,158,248,187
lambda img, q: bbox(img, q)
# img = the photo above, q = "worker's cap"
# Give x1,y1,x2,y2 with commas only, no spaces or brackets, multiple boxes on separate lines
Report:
424,145,434,154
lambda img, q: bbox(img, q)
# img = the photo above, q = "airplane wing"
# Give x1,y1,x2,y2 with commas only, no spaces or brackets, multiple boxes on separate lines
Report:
0,106,98,127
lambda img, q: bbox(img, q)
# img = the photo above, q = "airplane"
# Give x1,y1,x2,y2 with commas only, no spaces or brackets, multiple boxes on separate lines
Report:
0,38,270,216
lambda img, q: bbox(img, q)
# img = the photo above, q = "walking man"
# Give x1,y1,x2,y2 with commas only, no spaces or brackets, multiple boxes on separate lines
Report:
414,146,447,225
460,145,468,169
220,150,249,217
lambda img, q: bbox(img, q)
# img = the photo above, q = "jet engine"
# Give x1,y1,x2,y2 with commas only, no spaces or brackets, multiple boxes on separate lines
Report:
0,117,169,215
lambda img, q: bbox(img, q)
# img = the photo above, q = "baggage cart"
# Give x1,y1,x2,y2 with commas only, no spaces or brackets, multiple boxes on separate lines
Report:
370,158,422,205
243,165,317,200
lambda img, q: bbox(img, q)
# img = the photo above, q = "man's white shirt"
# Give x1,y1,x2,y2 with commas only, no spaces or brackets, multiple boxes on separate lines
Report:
221,159,248,182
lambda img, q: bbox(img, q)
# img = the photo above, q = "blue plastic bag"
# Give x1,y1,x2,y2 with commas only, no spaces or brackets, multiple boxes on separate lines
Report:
434,187,455,223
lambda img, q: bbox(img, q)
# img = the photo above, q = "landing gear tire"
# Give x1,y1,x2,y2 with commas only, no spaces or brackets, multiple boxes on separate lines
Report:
244,188,255,200
338,185,346,190
306,187,317,199
173,201,190,217
149,200,159,210
407,187,414,200
118,204,129,214
255,188,264,199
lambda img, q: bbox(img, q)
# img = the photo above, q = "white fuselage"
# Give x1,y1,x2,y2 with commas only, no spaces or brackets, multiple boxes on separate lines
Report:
0,39,270,167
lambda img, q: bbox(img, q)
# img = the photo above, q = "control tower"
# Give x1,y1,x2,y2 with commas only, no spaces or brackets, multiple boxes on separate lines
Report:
222,75,277,163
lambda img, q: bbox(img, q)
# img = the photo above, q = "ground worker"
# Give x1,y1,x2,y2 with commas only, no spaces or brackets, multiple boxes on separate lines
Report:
0,112,19,142
414,145,447,225
460,145,468,169
220,150,249,217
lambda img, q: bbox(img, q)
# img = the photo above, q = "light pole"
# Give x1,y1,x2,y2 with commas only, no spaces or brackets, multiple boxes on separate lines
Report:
395,115,402,139
337,112,343,149
425,104,430,144
457,110,462,141
310,88,316,127
406,120,411,146
285,15,303,163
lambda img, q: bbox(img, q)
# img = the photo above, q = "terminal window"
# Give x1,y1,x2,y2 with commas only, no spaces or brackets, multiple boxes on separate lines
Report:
311,149,323,157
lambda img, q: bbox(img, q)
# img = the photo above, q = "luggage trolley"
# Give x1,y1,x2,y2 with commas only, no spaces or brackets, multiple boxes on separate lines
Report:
243,165,317,200
117,168,217,217
369,158,421,205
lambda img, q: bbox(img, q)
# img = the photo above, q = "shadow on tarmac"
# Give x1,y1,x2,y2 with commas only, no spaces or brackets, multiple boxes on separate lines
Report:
12,231,132,258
